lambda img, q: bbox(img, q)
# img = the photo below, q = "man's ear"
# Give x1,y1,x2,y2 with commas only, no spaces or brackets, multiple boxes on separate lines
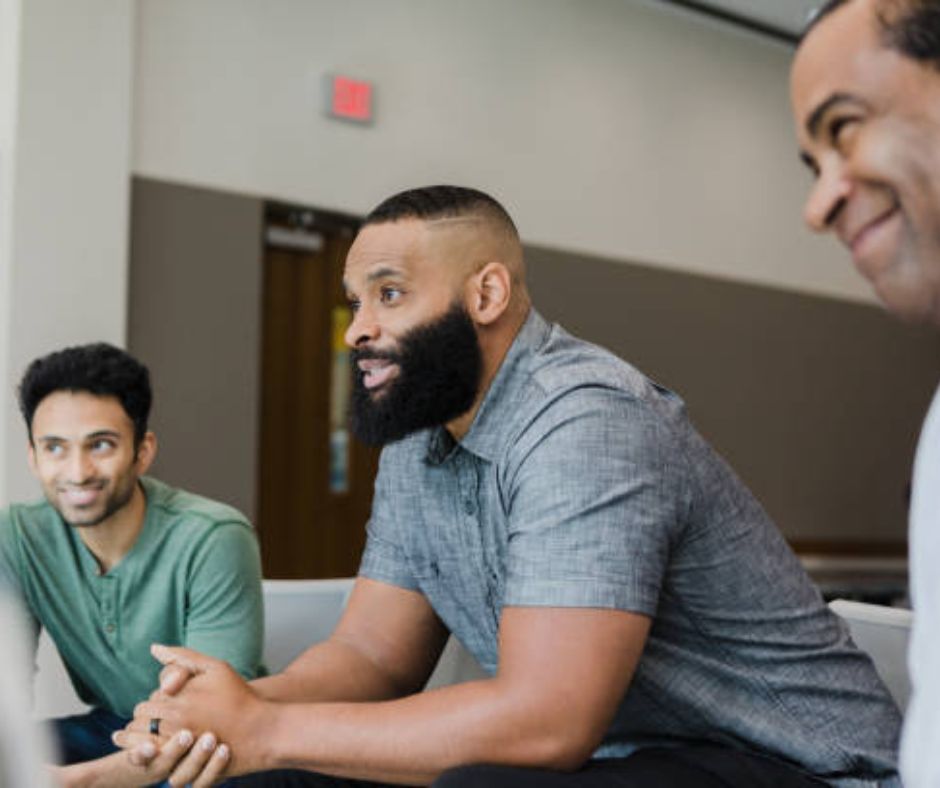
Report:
134,432,158,475
466,261,512,326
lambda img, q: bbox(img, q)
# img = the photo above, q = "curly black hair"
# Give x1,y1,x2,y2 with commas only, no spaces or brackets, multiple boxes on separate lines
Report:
18,343,152,445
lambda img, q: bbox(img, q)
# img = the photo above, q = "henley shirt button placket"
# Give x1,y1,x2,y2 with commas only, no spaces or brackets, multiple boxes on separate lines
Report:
99,576,118,640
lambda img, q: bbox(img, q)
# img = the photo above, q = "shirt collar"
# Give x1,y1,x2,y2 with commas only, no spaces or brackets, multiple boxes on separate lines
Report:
424,308,551,464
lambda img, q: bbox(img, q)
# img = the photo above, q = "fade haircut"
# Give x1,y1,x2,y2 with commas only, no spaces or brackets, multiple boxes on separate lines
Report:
363,185,519,239
18,343,152,447
803,0,940,71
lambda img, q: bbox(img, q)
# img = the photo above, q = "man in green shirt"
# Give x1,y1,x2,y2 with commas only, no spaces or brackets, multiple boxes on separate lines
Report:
0,343,263,783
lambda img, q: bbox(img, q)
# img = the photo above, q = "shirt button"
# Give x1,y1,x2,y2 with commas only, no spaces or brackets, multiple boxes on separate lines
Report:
464,499,475,515
105,624,115,633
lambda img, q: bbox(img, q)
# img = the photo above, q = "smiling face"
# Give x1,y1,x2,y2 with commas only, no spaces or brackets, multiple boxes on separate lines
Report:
28,391,155,528
791,0,940,324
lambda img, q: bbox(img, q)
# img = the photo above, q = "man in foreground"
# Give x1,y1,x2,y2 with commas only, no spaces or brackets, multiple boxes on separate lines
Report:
790,2,940,784
124,186,900,787
0,343,264,786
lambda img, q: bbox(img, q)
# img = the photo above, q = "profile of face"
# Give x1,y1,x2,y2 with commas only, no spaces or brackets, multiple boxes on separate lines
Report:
790,0,940,325
28,391,155,528
343,219,484,446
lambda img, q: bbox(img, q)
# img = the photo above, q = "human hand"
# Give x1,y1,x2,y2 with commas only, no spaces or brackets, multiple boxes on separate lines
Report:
157,659,195,697
119,644,269,777
60,730,230,788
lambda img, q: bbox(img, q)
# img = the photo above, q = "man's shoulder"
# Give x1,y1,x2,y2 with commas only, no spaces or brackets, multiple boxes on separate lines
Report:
509,321,683,429
527,324,649,395
141,477,252,533
1,497,60,535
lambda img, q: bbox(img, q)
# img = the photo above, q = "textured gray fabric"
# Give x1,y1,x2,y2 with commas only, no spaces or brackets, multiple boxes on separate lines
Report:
360,310,901,787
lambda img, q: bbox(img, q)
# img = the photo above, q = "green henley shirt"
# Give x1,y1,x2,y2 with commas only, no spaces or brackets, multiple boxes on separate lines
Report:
0,476,264,718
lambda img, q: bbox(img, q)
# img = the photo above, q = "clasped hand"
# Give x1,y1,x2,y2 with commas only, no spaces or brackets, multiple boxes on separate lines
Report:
113,644,265,786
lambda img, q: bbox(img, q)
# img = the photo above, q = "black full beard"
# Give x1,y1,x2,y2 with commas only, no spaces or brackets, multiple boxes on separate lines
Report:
350,302,483,446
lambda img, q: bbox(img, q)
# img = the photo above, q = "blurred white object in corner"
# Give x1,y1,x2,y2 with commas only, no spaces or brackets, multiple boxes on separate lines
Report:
829,598,913,712
0,591,55,787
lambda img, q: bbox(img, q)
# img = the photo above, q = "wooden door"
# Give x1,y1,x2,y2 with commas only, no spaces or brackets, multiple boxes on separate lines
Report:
257,208,380,578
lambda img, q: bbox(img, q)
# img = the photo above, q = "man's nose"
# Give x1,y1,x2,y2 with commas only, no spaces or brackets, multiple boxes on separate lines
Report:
67,450,94,483
344,305,379,348
804,161,850,233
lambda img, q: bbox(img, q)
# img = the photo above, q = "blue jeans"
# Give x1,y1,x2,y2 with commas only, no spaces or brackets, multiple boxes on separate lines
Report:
49,708,239,787
49,707,127,765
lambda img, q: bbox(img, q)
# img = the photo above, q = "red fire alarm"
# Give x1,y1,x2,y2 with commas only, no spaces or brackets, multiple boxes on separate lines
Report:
325,74,374,124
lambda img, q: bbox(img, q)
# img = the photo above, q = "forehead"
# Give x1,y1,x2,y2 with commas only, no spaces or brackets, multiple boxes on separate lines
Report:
791,0,893,126
32,391,132,437
343,218,470,289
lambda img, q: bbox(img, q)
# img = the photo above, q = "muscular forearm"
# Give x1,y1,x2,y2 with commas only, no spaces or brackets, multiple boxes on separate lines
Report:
244,677,588,785
252,636,423,704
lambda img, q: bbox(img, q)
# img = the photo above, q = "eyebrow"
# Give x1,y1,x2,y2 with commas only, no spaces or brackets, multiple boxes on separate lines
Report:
343,266,407,294
37,429,121,443
804,92,861,139
367,266,406,283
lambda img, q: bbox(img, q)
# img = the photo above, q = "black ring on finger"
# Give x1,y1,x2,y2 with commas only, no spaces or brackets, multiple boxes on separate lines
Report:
149,717,161,736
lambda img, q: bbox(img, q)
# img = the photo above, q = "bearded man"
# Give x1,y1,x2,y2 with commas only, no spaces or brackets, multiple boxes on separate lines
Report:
121,186,901,788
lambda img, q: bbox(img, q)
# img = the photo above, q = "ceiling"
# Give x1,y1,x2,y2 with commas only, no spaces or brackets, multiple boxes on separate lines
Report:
663,0,823,42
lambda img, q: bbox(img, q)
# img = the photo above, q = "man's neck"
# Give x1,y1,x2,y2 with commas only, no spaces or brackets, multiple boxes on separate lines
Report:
77,481,147,574
446,306,529,441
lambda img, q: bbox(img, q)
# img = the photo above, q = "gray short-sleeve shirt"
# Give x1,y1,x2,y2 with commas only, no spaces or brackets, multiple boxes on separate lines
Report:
360,310,901,787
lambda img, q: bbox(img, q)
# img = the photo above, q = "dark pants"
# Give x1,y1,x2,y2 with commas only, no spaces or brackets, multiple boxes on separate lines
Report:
49,708,241,788
48,707,127,765
228,744,829,787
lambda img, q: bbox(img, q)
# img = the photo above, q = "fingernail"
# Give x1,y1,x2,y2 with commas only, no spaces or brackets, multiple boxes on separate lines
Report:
140,741,156,758
216,744,230,759
200,733,217,751
178,729,193,747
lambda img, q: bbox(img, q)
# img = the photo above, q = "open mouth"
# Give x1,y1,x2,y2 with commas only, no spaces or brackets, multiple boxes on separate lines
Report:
358,358,400,391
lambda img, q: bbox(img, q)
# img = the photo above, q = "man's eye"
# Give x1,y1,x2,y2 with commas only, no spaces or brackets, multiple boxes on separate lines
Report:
91,440,115,452
348,298,361,313
380,287,403,304
829,117,858,147
44,444,64,456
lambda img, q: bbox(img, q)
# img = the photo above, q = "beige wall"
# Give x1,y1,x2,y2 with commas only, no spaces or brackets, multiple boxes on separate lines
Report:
132,0,869,304
0,0,21,503
0,0,134,505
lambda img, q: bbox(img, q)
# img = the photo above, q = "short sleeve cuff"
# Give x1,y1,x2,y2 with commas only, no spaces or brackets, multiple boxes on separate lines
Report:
358,535,420,591
502,578,659,617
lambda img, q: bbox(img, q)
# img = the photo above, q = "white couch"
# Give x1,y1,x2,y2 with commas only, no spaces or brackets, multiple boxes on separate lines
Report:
829,598,913,712
261,578,486,686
